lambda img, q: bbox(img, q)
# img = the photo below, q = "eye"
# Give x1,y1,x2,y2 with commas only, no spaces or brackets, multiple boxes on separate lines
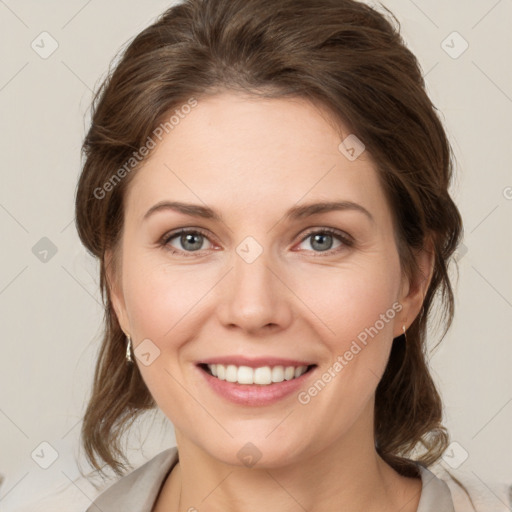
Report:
159,227,353,257
161,228,214,255
295,228,353,255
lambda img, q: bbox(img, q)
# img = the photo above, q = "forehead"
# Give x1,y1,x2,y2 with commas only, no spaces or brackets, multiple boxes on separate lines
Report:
124,92,389,224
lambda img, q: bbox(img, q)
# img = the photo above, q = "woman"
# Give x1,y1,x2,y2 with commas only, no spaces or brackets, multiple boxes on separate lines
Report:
76,0,470,510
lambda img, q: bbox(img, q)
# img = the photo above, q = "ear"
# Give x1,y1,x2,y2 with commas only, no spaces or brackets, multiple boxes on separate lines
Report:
105,248,131,337
395,237,435,337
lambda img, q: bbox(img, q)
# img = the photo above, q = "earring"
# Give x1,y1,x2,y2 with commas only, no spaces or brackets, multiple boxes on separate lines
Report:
402,325,407,342
126,336,133,363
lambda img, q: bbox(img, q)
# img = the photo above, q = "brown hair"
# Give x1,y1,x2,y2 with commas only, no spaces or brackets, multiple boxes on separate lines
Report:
76,0,465,489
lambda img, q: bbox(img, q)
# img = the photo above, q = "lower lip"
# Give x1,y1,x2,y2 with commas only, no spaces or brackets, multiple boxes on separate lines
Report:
197,365,316,406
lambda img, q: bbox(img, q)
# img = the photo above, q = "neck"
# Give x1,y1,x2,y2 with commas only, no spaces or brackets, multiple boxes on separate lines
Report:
160,406,422,512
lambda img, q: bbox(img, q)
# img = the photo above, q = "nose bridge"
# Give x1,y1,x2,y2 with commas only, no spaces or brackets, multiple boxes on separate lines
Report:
217,240,292,332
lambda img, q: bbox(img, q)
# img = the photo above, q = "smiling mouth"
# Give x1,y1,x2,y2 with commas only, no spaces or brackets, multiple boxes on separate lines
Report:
198,363,317,385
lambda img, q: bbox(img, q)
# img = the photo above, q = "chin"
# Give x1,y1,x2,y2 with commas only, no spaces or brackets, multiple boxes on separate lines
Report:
198,433,311,469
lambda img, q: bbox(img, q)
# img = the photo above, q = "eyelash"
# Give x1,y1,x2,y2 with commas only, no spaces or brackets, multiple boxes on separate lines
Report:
159,227,354,257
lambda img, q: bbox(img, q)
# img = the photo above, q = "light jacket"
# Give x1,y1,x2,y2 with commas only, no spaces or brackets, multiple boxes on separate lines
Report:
85,447,457,511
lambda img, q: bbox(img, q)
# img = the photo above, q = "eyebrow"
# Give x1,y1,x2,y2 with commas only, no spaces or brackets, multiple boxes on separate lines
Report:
143,200,374,223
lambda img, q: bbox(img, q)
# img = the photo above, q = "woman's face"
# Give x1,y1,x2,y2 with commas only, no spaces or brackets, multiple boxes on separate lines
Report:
109,92,427,467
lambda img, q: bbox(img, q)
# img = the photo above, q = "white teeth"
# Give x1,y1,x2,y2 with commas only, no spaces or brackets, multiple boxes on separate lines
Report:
206,363,310,385
294,366,306,378
284,366,295,380
237,366,254,384
254,366,272,385
271,366,284,383
225,365,238,382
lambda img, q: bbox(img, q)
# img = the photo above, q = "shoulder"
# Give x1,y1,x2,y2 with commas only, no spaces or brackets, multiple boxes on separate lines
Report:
85,446,179,512
426,462,512,512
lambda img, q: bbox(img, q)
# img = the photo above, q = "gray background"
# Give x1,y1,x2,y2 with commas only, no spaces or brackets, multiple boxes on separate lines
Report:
0,0,511,509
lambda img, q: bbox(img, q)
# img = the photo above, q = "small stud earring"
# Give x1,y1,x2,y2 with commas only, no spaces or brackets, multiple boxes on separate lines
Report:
126,335,133,363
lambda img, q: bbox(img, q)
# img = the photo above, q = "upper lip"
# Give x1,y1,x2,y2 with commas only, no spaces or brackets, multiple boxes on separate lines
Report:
198,356,316,368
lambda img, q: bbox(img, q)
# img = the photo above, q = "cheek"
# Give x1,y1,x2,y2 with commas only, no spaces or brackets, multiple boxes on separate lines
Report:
123,257,214,342
292,261,402,422
121,258,215,424
290,256,402,349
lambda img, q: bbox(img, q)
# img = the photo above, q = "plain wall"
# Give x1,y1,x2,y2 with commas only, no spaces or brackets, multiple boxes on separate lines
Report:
1,0,511,507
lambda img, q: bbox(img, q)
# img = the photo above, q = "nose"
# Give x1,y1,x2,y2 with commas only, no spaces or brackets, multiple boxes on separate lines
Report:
216,250,294,335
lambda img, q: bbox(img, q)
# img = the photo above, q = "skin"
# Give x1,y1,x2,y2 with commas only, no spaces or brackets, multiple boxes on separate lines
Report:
107,91,434,512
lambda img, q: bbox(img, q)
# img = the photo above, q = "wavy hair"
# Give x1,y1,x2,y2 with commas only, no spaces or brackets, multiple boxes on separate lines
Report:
75,0,465,494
